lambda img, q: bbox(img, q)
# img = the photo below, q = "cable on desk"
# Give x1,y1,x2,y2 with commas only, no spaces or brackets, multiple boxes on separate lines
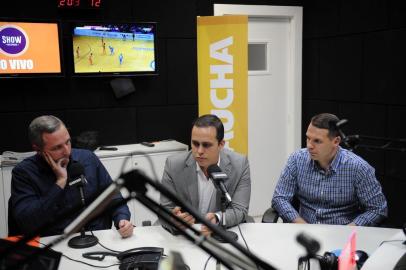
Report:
90,231,120,253
379,239,405,247
35,239,121,268
232,206,260,270
232,206,250,252
61,253,121,268
203,255,212,270
91,231,169,260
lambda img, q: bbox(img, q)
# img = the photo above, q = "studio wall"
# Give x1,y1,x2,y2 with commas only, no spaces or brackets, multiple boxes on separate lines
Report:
0,0,200,152
302,0,406,227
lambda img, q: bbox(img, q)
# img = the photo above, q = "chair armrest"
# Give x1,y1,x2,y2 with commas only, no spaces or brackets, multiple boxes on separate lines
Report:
262,207,280,223
245,215,255,223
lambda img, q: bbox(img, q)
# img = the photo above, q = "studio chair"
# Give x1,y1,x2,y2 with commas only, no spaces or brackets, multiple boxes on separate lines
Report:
261,207,280,223
245,215,255,223
262,196,300,223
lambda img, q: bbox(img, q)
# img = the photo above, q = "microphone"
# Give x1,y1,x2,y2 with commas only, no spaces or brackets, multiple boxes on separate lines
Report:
296,232,320,257
335,119,349,143
63,179,124,236
68,162,87,186
206,164,238,243
66,161,98,249
68,162,87,206
334,119,358,150
296,232,324,270
207,164,232,203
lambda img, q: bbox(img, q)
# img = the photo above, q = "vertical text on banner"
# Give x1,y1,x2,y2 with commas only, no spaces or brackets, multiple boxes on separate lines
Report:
197,16,248,154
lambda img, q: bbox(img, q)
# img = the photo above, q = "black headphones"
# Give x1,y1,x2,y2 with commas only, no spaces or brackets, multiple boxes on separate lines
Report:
319,252,338,270
318,250,369,270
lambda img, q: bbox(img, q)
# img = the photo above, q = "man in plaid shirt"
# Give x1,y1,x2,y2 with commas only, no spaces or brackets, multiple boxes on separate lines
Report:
272,113,387,226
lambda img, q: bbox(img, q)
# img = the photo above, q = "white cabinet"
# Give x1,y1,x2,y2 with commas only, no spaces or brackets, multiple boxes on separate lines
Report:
98,155,137,225
0,167,6,237
129,153,178,226
0,165,12,237
0,140,188,237
98,152,177,227
96,141,188,227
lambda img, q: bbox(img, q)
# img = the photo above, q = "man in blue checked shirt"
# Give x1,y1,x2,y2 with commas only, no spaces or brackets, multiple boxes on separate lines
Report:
272,113,387,226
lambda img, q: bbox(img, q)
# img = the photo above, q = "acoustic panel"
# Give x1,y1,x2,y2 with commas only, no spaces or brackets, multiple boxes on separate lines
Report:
66,108,137,147
167,39,197,105
136,105,197,145
319,36,362,101
303,0,340,38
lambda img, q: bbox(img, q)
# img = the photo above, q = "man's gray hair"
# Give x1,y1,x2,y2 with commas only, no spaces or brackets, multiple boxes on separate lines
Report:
28,115,64,149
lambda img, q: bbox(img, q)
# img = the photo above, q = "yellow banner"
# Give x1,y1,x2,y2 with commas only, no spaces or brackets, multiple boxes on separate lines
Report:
197,15,248,154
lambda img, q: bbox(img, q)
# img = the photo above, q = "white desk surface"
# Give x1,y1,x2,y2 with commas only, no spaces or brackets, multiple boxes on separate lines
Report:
361,230,406,269
40,223,401,270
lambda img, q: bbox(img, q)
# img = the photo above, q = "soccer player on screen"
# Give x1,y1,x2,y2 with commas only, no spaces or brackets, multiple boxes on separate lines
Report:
102,42,106,55
89,53,93,65
76,46,80,59
119,53,124,65
109,45,114,56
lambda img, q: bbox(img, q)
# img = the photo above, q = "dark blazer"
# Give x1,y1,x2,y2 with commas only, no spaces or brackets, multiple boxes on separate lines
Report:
10,149,130,236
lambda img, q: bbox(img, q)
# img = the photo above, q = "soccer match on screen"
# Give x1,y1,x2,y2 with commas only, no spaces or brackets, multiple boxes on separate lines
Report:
72,23,156,73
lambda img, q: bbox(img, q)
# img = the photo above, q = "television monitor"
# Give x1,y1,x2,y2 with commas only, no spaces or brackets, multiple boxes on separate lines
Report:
71,22,157,76
0,20,63,78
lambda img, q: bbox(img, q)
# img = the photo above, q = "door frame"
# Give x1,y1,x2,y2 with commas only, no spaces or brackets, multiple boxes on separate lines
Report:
214,4,303,156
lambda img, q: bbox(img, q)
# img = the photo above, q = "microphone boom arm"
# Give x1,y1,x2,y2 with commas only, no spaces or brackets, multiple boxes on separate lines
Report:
335,119,406,152
1,168,277,270
120,169,277,270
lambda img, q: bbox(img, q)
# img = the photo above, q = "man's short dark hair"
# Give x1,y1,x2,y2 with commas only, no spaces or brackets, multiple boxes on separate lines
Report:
28,115,65,149
310,113,340,138
192,114,224,142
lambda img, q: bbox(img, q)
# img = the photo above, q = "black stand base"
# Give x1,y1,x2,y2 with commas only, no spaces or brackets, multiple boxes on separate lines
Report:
68,234,98,249
212,229,238,243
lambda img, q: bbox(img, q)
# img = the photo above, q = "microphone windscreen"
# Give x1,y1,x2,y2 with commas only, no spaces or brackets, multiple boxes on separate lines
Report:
68,161,85,180
207,164,227,182
336,119,348,128
296,232,320,256
207,164,221,175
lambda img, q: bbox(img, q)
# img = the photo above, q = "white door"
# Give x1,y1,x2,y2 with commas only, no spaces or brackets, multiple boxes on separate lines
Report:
214,5,302,217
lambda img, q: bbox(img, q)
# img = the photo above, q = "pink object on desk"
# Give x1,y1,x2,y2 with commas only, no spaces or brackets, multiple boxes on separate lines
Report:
339,230,357,270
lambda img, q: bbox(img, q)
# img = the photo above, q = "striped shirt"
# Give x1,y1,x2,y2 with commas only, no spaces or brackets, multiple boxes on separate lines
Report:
272,147,387,226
